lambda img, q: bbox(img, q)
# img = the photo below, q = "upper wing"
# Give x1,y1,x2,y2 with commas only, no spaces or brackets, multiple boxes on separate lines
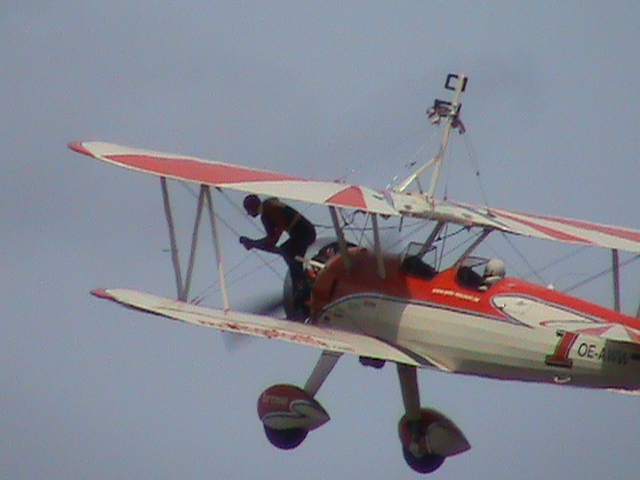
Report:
69,141,398,216
484,205,640,253
69,141,640,251
91,288,422,366
389,191,640,253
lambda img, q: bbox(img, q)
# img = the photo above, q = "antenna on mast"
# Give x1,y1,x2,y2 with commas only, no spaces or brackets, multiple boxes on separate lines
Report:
396,73,467,201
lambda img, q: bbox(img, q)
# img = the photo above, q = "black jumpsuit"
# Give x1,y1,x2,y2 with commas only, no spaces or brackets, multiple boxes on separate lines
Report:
260,198,316,285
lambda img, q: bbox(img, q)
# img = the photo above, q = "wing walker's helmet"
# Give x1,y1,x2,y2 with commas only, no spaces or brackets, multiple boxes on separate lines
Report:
243,194,261,217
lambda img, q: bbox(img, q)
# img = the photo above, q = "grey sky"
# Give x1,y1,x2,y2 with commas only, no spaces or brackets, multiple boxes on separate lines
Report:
2,2,640,479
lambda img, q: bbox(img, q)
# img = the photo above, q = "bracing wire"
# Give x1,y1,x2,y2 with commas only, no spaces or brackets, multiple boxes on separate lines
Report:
459,132,597,288
214,187,286,280
462,132,491,207
499,231,547,284
336,126,434,185
355,212,370,248
564,253,640,293
455,130,554,284
172,181,284,304
520,245,590,282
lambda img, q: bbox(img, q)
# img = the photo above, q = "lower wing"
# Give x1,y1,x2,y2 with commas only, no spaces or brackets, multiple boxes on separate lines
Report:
92,288,422,366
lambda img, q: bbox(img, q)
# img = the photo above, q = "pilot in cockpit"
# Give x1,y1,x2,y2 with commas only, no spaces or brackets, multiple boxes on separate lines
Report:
479,258,506,291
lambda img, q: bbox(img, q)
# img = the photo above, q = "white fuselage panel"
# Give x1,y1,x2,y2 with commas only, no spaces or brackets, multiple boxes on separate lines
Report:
318,294,640,390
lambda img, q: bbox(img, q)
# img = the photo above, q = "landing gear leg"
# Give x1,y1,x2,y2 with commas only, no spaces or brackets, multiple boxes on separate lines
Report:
304,351,342,396
398,364,422,422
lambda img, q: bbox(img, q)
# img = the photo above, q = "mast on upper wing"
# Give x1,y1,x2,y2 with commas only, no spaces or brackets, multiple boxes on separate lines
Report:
395,73,467,199
388,74,477,226
387,75,640,256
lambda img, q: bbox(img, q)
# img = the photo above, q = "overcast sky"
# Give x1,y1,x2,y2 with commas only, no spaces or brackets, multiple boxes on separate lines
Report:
3,2,640,479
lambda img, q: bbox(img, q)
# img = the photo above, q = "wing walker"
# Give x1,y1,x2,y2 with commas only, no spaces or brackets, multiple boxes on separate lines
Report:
70,74,640,474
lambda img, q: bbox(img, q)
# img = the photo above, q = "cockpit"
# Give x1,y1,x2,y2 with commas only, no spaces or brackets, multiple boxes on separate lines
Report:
401,242,437,280
399,226,505,291
456,256,505,291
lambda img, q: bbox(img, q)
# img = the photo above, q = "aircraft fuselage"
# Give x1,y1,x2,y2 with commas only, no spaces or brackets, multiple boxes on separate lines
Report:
310,250,640,390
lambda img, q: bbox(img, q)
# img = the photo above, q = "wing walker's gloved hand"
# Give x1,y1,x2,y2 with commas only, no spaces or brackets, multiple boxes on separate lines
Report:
239,236,254,250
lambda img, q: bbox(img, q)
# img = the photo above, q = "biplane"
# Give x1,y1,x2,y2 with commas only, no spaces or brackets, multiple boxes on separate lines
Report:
69,74,640,474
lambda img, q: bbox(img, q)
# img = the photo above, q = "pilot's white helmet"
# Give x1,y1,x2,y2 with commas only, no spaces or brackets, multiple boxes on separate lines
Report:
485,258,506,278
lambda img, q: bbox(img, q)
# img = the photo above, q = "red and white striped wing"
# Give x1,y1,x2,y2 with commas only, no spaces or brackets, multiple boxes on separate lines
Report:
486,206,640,253
429,200,640,253
69,141,398,216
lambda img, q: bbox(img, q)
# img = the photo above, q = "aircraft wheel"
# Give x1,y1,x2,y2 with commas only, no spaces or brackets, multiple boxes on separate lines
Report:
263,425,308,450
402,447,445,474
397,408,469,474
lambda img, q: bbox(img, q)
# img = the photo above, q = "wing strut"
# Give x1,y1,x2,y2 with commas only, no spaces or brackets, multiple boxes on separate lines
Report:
371,213,386,279
454,228,492,265
161,177,189,301
160,178,230,309
612,249,621,313
417,221,445,259
205,186,230,311
329,206,352,272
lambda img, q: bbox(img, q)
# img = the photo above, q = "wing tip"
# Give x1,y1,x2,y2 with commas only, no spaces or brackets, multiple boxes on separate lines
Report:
91,288,116,301
68,141,94,157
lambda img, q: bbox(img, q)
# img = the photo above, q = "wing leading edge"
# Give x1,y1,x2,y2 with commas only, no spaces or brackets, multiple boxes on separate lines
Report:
92,288,422,366
69,141,398,216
